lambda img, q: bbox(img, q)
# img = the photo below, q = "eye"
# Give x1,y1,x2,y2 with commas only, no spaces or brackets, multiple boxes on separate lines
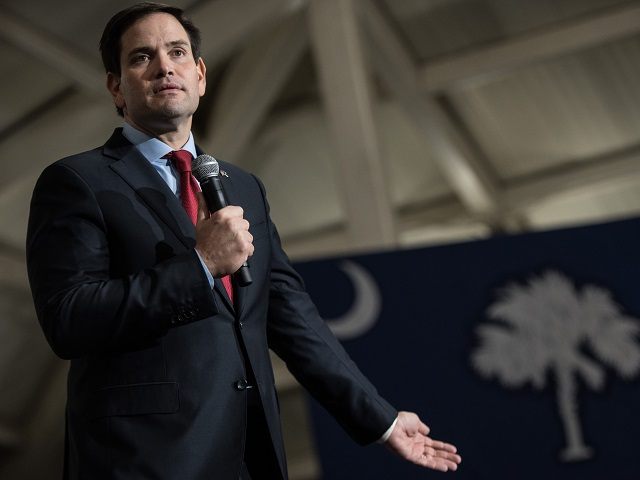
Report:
171,48,187,57
131,54,150,64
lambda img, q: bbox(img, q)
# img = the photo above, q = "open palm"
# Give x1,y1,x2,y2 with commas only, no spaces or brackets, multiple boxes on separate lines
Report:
386,411,461,472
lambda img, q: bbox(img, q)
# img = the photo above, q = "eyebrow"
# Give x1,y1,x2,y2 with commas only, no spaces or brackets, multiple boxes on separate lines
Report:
126,40,191,58
166,40,190,49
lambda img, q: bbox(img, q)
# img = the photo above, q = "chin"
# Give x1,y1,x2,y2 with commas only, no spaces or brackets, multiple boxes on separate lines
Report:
157,101,196,118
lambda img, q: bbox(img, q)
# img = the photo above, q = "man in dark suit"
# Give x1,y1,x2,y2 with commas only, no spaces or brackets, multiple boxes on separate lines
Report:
26,3,461,479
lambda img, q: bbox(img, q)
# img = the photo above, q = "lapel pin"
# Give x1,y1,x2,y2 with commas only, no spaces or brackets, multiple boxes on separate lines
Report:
220,170,229,178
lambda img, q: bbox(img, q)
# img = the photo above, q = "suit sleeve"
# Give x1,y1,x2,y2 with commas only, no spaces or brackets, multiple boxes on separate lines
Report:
26,163,218,359
254,176,397,445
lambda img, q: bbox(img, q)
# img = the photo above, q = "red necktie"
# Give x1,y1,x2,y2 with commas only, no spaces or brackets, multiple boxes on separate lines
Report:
167,150,199,224
168,150,234,303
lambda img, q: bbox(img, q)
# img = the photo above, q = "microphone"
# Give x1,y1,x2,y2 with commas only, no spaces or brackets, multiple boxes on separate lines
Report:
192,154,252,287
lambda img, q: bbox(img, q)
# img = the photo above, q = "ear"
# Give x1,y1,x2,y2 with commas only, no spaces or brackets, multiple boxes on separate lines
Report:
106,72,125,110
196,57,207,97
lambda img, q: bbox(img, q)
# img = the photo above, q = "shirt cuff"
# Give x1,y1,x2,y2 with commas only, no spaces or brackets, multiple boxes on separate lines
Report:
195,249,215,288
377,417,398,444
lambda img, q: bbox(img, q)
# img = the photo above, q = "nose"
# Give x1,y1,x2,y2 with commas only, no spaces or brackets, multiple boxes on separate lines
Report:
153,52,174,78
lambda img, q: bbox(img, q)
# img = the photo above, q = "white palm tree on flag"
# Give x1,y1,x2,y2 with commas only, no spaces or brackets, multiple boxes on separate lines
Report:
471,271,640,461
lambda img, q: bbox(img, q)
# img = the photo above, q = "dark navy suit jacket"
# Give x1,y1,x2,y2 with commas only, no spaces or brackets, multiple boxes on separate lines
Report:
26,129,396,479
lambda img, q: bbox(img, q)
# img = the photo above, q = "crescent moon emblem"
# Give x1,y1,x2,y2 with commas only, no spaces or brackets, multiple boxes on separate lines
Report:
326,261,381,340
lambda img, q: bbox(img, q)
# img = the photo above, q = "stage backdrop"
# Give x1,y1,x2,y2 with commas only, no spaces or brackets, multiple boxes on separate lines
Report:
293,217,640,479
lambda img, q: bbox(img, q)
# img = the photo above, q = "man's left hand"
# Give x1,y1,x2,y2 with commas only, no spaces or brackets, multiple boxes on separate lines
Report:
385,411,461,472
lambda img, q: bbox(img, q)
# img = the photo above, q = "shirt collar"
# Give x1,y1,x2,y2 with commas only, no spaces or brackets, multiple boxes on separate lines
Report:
122,122,197,164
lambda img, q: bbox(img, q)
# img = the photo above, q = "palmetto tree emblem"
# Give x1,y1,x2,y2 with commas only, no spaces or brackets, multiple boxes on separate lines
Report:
471,271,640,461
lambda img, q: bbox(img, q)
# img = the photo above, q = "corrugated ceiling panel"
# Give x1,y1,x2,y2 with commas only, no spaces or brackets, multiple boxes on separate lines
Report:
448,34,640,180
381,0,633,61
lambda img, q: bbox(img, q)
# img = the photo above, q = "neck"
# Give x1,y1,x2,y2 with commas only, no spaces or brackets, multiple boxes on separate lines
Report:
125,117,192,150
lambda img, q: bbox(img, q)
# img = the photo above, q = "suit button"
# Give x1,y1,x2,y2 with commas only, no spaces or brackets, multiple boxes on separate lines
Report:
235,379,248,391
238,321,244,329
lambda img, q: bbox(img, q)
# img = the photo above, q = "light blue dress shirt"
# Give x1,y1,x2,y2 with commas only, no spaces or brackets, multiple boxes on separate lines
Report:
121,122,214,287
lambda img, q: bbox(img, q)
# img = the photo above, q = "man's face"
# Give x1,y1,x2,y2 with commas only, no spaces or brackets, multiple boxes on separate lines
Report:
107,12,206,133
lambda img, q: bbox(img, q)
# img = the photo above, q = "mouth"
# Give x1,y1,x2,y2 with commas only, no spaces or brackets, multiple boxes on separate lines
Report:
155,83,183,94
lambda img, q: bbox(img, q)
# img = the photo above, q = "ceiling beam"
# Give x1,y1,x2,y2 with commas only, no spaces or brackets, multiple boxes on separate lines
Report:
398,196,468,229
0,1,309,99
419,3,640,92
192,0,308,64
0,10,104,94
506,146,640,211
361,0,506,226
202,12,308,162
308,0,397,250
282,149,640,256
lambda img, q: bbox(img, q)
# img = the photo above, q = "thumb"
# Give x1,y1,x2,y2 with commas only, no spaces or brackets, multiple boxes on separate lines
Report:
418,419,430,436
399,411,430,436
196,192,209,223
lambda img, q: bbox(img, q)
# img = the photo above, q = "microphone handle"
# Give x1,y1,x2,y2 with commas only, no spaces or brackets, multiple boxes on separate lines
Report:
200,176,253,287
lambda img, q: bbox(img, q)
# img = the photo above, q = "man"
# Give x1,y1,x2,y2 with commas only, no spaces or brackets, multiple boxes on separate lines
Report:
26,3,461,479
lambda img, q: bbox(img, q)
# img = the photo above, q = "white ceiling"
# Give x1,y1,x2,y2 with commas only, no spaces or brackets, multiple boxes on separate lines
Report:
0,0,639,261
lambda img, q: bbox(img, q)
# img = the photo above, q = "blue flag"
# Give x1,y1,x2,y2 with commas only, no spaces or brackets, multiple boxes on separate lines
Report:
295,217,640,479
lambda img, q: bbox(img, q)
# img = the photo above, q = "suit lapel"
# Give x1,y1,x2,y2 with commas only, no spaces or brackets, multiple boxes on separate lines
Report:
213,278,234,313
104,129,195,249
105,132,242,315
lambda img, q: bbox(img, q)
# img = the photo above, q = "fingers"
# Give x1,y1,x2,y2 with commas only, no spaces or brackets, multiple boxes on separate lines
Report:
420,456,459,472
425,439,460,461
421,439,462,472
211,205,244,220
429,448,461,464
195,205,254,276
420,449,460,472
215,208,253,261
424,437,458,453
211,207,249,236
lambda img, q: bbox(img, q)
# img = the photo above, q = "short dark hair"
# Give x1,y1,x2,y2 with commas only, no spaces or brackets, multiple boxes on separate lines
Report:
99,2,202,115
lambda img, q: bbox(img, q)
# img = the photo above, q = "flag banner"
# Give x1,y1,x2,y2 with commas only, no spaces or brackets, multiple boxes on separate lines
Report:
294,217,640,479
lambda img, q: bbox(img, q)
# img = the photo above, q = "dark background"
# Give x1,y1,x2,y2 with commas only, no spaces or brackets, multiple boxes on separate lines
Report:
296,217,640,479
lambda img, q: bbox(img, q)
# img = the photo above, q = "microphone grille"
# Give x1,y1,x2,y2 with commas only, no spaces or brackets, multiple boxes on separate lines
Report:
192,154,219,182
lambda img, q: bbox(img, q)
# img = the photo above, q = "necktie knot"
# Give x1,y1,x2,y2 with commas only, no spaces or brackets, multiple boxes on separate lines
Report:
168,150,193,173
